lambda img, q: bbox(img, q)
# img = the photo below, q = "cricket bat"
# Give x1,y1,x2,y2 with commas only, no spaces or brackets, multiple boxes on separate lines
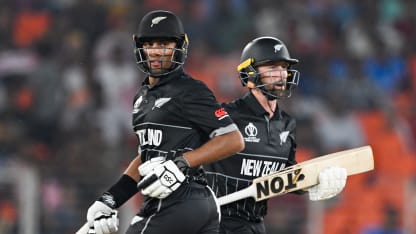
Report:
217,145,374,206
76,146,374,233
76,223,89,234
76,210,118,234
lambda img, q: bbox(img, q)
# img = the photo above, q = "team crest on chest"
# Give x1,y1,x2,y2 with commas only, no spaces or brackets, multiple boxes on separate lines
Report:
132,96,143,114
280,131,290,145
152,97,171,110
244,122,260,143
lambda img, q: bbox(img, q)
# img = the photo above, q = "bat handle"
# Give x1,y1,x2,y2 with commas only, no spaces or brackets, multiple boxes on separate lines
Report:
137,174,158,190
217,186,257,206
76,223,95,234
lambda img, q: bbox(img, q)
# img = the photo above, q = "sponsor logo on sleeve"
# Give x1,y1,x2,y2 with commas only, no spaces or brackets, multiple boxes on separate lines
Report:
214,107,229,120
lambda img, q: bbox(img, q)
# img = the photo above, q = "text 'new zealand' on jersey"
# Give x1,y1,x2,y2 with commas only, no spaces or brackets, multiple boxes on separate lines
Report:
132,68,237,162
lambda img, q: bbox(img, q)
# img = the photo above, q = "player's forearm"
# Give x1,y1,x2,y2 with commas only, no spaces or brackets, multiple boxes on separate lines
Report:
93,155,141,210
123,155,142,182
184,130,244,167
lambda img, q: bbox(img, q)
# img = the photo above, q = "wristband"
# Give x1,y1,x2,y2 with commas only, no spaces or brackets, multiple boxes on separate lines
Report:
173,155,191,174
99,174,138,208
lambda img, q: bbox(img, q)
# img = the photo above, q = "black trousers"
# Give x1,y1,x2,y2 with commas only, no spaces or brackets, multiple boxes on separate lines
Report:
126,182,220,234
219,217,266,234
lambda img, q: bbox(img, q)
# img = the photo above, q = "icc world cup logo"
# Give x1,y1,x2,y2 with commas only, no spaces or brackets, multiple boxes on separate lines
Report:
244,123,260,142
245,123,257,137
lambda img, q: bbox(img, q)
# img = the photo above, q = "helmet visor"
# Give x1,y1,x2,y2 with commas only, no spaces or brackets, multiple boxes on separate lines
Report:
241,68,299,99
135,46,185,76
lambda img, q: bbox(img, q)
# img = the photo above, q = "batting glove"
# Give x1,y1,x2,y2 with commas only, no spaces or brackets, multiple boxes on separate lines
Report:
138,157,165,177
308,166,347,201
137,160,186,199
86,196,119,234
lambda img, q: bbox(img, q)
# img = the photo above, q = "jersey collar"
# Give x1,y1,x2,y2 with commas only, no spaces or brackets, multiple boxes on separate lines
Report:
244,91,282,119
142,68,185,88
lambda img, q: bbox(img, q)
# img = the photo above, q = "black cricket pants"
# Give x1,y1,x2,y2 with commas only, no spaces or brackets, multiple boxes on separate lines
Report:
126,182,220,234
219,217,266,234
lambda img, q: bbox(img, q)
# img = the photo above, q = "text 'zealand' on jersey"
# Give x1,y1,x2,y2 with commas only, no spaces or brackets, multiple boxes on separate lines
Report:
240,158,286,177
136,128,163,146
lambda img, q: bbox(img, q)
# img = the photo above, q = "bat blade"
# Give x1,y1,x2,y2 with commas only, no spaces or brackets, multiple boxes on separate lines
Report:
218,145,374,205
76,223,90,234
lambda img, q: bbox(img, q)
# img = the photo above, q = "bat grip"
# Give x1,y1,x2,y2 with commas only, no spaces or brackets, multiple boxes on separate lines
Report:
76,210,118,234
137,174,158,190
76,223,93,234
217,186,257,206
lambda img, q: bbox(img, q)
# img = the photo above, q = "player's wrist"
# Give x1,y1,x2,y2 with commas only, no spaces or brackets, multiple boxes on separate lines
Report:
101,174,138,208
173,154,191,174
97,192,117,209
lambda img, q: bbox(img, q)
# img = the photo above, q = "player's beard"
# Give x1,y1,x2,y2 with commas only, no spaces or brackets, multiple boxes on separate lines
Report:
148,59,174,75
261,80,289,99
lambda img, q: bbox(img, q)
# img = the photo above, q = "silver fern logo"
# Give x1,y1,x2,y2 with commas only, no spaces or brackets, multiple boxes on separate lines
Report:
274,44,283,53
152,97,171,110
132,96,143,114
279,131,289,145
151,16,167,27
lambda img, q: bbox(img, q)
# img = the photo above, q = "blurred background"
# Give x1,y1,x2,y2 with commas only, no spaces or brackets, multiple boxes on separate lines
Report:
0,0,415,233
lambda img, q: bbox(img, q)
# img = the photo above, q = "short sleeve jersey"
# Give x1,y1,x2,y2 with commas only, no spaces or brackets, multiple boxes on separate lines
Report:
205,92,297,222
132,69,237,167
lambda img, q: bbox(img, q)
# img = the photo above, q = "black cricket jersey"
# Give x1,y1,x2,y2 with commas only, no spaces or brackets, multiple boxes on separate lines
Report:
129,68,239,232
132,68,238,183
205,92,297,222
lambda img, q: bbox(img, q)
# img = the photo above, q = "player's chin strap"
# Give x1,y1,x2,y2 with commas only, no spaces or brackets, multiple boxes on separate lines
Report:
307,166,347,201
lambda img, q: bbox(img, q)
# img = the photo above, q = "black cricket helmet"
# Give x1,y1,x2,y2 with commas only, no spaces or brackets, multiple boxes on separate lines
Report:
133,10,189,77
237,37,300,99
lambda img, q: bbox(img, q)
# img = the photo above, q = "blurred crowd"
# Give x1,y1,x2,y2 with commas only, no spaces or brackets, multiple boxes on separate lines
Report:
0,0,415,233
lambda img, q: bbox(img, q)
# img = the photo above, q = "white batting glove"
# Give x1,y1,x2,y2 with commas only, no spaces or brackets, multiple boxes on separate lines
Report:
86,201,119,234
308,166,347,201
137,160,186,199
138,157,165,176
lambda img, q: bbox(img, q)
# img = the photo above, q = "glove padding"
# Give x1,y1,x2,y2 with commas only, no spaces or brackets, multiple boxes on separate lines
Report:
308,166,347,201
87,201,119,234
137,160,186,199
138,156,165,177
